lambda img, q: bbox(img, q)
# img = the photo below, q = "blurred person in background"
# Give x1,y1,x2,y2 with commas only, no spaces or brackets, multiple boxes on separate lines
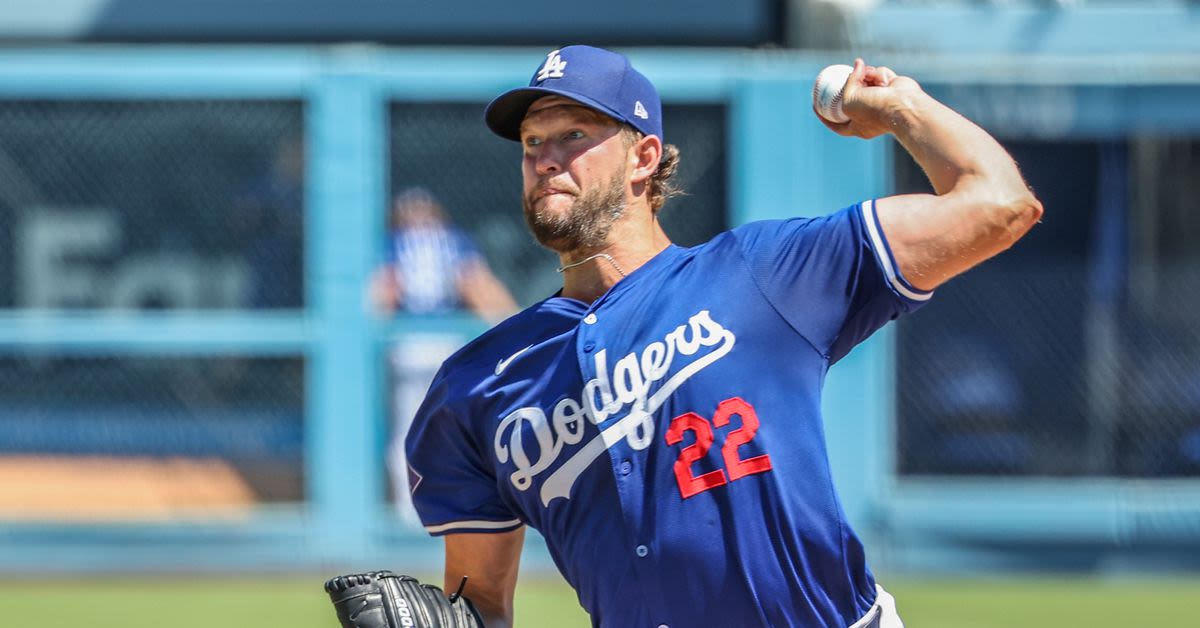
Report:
371,186,516,320
373,186,517,525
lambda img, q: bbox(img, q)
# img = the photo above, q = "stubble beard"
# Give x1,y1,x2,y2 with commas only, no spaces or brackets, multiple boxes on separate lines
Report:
523,172,626,254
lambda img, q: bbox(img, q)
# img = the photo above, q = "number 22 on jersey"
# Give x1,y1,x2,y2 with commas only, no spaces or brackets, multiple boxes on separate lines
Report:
663,397,773,499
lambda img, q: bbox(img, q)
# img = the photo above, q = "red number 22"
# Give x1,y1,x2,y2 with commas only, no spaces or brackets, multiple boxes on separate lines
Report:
663,397,773,499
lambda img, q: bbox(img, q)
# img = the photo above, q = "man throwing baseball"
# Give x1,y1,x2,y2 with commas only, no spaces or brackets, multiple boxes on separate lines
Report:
404,46,1042,627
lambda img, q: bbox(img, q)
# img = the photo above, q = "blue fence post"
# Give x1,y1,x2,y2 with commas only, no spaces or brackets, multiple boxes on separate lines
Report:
306,51,387,563
730,75,812,225
808,137,893,538
731,70,892,534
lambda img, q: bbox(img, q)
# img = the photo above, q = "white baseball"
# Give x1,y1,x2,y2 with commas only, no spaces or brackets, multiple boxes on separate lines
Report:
813,64,853,124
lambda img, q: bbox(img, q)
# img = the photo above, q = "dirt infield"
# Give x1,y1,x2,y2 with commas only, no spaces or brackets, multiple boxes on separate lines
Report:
0,455,257,520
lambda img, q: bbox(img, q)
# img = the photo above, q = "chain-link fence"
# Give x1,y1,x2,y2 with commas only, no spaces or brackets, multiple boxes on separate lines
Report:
0,355,305,517
0,99,306,520
0,100,304,310
895,137,1200,478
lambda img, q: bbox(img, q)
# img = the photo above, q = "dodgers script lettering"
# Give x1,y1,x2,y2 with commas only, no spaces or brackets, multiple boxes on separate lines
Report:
493,310,736,505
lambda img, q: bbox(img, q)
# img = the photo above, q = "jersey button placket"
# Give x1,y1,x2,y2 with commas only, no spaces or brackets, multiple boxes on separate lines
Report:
577,311,599,377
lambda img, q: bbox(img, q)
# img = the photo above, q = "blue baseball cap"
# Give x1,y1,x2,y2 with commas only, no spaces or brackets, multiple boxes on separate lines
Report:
485,45,663,143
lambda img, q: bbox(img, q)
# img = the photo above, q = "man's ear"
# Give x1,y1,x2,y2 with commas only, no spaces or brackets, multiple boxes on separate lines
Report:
629,134,663,185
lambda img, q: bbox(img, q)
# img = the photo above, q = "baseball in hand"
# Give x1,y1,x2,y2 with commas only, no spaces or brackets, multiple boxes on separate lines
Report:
812,64,853,124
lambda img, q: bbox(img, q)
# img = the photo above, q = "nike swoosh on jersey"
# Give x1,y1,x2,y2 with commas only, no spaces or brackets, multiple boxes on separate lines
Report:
495,345,533,376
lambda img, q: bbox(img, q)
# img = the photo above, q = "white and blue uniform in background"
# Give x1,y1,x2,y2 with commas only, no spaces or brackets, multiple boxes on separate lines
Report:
407,201,930,627
386,224,482,314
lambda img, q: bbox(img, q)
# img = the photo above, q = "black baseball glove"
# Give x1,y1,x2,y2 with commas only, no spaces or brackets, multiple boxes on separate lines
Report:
324,570,485,628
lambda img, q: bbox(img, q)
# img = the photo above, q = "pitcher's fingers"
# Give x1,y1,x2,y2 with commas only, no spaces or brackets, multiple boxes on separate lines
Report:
849,58,867,86
861,65,895,87
841,58,869,101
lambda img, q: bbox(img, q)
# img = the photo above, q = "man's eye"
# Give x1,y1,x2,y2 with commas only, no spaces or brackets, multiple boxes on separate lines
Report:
565,130,585,140
524,137,542,147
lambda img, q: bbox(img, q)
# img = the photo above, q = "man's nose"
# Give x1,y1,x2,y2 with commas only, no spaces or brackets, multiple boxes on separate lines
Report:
534,146,563,176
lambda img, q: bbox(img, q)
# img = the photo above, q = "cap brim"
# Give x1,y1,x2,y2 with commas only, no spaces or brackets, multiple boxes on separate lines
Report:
484,86,630,142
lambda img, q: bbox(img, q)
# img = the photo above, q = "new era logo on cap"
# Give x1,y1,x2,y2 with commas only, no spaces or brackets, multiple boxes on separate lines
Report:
484,45,663,143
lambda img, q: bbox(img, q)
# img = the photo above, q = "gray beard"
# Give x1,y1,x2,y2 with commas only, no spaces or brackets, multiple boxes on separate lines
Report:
523,172,626,253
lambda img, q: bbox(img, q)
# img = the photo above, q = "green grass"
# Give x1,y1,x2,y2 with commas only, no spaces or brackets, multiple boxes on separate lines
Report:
888,577,1200,628
0,575,589,628
0,575,1195,627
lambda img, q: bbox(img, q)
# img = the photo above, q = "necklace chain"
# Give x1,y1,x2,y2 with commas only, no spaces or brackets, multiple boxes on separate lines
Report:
556,252,627,277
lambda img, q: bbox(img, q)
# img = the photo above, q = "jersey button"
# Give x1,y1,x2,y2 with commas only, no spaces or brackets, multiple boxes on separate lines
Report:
582,313,598,325
583,341,596,352
619,460,632,475
635,544,649,557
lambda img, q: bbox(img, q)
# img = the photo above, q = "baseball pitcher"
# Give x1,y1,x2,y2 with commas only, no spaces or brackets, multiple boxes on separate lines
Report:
328,45,1042,627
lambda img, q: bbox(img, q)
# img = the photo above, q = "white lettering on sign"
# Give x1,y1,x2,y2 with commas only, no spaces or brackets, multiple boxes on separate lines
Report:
16,208,248,310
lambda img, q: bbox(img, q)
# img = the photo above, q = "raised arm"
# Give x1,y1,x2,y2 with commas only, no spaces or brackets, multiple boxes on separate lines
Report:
444,527,525,628
822,59,1044,291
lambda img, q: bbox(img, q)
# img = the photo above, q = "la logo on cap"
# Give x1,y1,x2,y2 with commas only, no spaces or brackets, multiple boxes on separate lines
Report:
537,49,567,82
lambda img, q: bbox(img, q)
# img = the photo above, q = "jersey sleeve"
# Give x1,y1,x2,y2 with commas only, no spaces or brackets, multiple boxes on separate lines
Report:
405,369,523,536
733,200,932,363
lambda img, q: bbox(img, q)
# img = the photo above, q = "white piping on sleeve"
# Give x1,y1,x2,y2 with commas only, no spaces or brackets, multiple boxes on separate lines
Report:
861,199,933,302
424,518,523,534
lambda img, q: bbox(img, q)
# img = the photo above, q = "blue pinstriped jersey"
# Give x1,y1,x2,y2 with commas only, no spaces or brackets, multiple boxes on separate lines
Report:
407,201,931,627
